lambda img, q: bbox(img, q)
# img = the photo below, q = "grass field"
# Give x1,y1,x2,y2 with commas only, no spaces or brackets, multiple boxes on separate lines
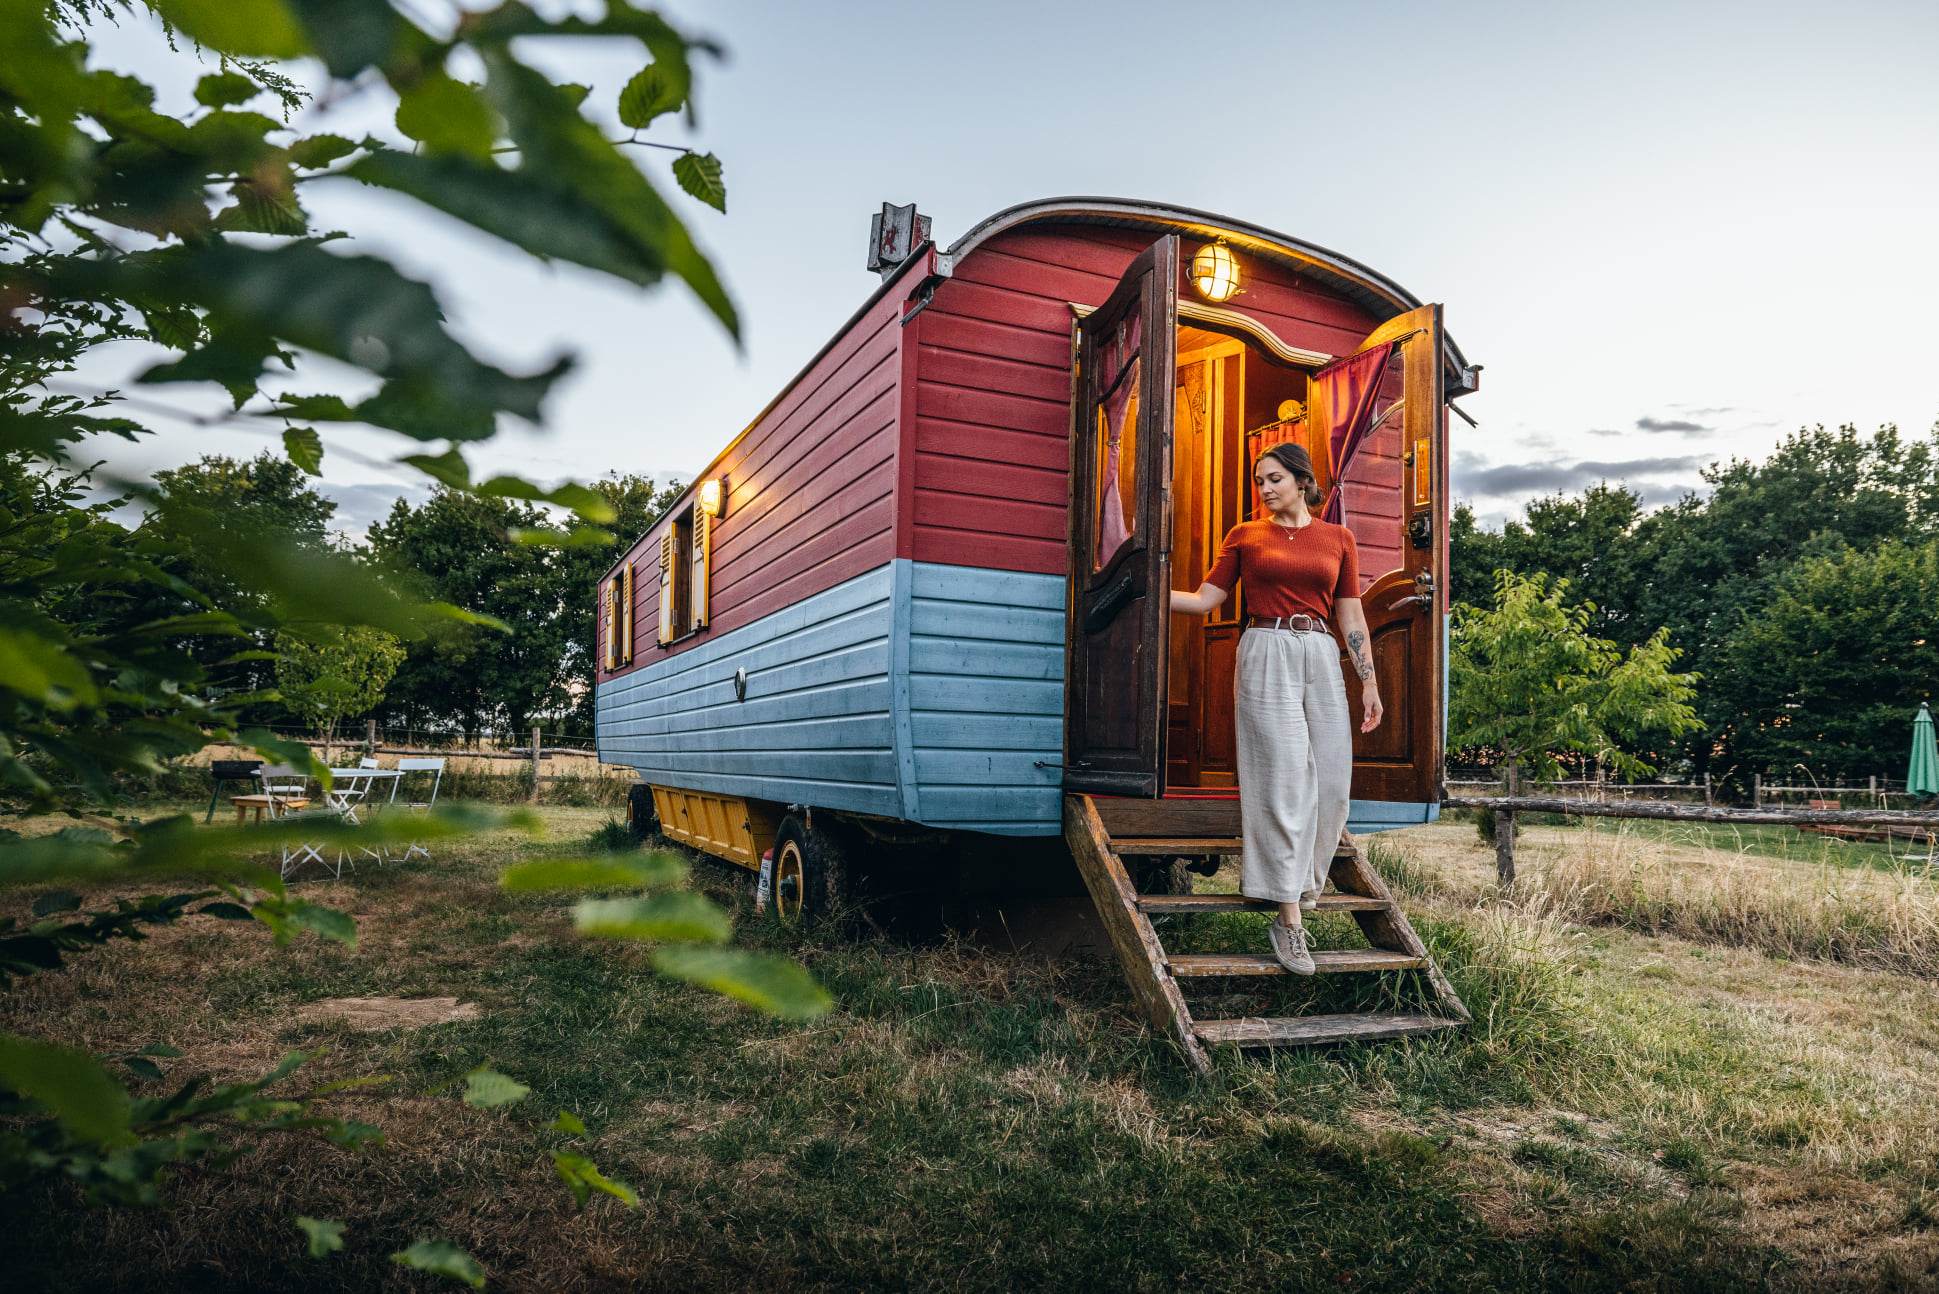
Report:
4,805,1938,1292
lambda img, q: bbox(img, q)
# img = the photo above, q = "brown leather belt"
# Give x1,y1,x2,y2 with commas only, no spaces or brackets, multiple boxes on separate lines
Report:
1243,613,1329,634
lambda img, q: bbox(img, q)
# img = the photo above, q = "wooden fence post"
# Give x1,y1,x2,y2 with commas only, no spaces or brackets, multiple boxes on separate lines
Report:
1704,771,1712,806
1752,773,1762,808
530,726,542,804
1496,763,1519,886
366,718,377,758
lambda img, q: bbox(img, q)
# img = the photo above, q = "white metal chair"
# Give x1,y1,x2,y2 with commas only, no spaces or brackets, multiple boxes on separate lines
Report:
253,765,338,878
389,757,445,862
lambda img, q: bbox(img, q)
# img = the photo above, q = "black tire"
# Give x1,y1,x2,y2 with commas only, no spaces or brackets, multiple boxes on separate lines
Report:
770,814,849,926
1129,856,1195,896
626,784,658,840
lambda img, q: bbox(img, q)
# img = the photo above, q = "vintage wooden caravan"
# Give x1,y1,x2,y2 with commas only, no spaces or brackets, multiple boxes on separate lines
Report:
595,198,1479,1067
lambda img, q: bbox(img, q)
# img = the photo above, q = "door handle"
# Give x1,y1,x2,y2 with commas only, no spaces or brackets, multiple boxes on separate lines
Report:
1387,570,1434,612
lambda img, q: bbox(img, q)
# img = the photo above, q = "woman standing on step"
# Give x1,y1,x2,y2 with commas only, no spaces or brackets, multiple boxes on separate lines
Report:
1169,443,1383,976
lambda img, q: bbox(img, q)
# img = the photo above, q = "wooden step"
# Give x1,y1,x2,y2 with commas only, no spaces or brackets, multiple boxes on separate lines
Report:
1136,893,1390,914
1167,949,1425,977
1112,837,1354,858
1192,1012,1461,1046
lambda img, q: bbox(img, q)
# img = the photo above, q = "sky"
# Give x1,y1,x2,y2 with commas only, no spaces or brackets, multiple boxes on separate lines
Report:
76,0,1939,535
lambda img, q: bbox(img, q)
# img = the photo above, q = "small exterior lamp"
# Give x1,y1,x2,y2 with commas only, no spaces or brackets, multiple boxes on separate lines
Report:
698,477,725,518
1190,240,1241,303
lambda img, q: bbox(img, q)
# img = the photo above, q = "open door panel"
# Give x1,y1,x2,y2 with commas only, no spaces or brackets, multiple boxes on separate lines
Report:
1063,236,1180,797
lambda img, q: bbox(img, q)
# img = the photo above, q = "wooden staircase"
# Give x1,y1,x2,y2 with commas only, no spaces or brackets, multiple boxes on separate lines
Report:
1064,794,1468,1075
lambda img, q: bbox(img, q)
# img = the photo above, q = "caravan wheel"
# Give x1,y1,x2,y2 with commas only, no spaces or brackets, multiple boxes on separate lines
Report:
770,815,847,926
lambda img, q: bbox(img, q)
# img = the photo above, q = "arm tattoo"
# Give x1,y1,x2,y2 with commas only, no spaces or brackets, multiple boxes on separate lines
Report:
1346,629,1375,682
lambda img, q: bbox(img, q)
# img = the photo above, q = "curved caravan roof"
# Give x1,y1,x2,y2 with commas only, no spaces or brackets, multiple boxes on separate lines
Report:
939,195,1476,384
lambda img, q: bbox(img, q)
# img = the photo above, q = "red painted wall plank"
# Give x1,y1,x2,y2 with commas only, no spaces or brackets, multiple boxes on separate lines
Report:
909,223,1407,585
599,277,907,681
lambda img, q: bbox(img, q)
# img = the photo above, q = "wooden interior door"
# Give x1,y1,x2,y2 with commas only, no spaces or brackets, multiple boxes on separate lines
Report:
1064,236,1179,797
1338,304,1447,803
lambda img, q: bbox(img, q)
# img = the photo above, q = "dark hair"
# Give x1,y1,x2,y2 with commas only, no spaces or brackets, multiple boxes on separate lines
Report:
1256,444,1324,509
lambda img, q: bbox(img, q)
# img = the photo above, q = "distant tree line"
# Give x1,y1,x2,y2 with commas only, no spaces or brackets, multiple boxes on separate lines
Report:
137,454,683,741
1450,422,1939,791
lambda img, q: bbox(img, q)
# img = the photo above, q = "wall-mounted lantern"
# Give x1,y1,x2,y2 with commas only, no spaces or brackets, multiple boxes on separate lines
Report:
698,477,725,518
1190,240,1241,303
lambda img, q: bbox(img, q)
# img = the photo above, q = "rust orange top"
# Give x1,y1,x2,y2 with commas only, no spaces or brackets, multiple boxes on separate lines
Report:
1202,517,1361,623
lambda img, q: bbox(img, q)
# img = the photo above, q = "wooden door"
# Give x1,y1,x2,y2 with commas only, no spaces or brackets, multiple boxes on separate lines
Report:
1064,236,1180,797
1337,304,1447,803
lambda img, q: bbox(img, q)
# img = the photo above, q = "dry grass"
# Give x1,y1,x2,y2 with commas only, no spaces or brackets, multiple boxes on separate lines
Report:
1388,818,1939,978
5,805,1939,1290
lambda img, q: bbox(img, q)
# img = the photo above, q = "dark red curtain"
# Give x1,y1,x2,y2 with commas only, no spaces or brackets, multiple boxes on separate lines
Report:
1312,343,1394,524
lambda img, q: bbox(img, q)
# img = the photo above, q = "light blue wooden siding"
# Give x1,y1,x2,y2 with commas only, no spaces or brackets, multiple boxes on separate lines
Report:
596,556,1439,839
596,564,899,816
905,561,1066,833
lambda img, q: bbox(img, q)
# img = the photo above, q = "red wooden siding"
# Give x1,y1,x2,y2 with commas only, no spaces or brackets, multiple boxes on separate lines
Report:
597,271,910,682
906,224,1408,590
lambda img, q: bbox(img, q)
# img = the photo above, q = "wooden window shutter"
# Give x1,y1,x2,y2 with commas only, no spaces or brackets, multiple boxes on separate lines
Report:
619,561,635,664
691,507,711,630
601,580,616,671
657,532,676,646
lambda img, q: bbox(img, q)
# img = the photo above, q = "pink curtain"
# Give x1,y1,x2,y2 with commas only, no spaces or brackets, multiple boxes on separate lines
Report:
1311,343,1394,524
1096,367,1136,564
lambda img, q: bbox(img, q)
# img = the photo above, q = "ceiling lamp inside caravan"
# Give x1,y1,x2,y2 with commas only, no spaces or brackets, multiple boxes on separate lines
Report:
1190,240,1241,303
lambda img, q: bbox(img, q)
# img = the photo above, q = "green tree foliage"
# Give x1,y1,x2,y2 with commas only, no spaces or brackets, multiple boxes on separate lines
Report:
0,0,826,1220
1449,570,1702,791
1454,422,1938,784
273,623,404,757
1717,537,1939,782
366,472,683,737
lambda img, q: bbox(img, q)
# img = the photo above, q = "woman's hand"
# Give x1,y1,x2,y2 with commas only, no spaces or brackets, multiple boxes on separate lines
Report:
1359,680,1384,732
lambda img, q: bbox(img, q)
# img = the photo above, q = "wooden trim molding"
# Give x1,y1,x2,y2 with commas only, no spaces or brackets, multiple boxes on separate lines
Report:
1068,299,1334,368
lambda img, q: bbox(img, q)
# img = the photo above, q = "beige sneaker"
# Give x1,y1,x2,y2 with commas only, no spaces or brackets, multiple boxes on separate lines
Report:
1268,919,1316,975
1298,890,1320,912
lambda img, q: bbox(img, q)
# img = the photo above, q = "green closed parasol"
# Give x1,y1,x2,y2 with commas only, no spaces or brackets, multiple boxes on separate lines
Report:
1911,702,1939,798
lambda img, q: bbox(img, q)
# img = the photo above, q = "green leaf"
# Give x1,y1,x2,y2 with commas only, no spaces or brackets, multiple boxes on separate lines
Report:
391,1240,485,1288
123,1056,166,1081
0,1033,133,1147
283,426,323,475
617,63,685,128
348,149,675,291
553,1150,639,1209
297,1216,346,1259
557,83,591,107
139,1042,185,1057
671,151,724,213
286,901,356,948
550,1109,586,1135
461,1067,530,1109
153,0,309,58
0,627,100,710
400,446,471,489
395,75,495,159
650,946,833,1020
214,175,309,235
289,133,357,168
499,852,686,892
194,71,260,107
480,49,737,340
30,890,81,917
576,892,731,944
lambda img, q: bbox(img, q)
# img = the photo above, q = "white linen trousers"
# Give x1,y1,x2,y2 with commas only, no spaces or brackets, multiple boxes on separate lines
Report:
1234,626,1355,903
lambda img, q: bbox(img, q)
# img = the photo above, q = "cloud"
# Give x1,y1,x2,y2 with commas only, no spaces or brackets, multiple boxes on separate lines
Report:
324,480,433,539
1452,453,1709,499
1635,416,1709,433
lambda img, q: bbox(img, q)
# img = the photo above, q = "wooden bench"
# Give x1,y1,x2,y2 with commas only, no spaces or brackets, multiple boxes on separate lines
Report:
230,794,310,825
